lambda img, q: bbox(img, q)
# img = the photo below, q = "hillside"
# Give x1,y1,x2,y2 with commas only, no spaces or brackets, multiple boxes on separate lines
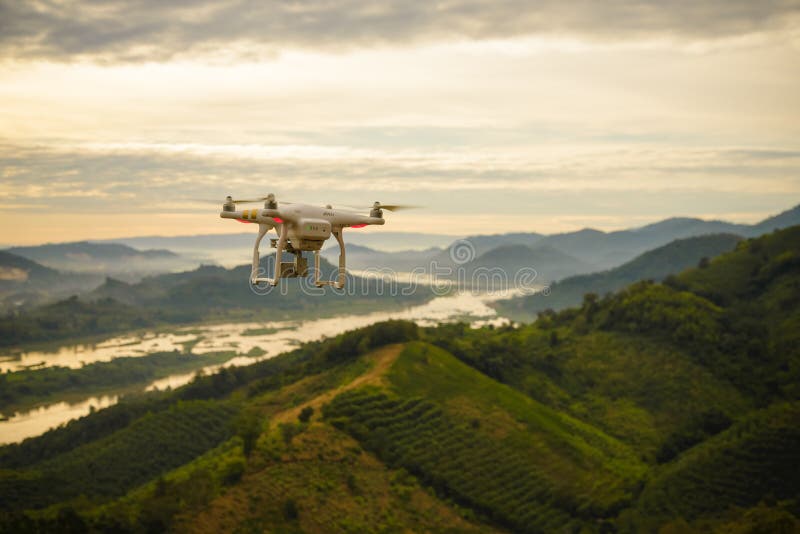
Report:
463,243,593,283
0,251,102,311
534,204,799,269
0,255,430,348
497,233,743,320
102,231,458,256
7,241,195,280
0,227,798,532
0,251,56,282
314,203,798,275
321,243,444,272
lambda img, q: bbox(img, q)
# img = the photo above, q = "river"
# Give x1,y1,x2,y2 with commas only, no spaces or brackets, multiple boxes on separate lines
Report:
0,290,521,444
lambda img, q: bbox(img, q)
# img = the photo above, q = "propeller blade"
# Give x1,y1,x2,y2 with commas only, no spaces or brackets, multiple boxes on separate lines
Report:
378,204,417,212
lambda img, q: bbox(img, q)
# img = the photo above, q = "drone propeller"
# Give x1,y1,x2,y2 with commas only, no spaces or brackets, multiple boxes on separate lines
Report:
371,202,417,212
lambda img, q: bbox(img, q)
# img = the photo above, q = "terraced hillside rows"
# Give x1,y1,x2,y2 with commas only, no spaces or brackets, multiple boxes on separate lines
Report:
323,342,647,533
625,401,800,531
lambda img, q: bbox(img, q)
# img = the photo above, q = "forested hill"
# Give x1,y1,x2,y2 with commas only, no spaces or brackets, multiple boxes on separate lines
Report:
0,256,429,348
497,232,743,320
0,227,797,533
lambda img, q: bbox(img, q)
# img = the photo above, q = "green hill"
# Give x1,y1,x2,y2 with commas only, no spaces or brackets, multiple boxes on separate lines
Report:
622,401,800,531
497,233,742,320
1,226,798,533
0,256,430,348
324,341,646,533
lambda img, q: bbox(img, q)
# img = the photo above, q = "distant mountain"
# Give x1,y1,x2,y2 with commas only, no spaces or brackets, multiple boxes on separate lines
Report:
497,233,743,319
84,254,425,311
457,232,544,258
101,231,459,255
0,254,431,347
462,243,592,283
312,204,800,277
747,203,800,235
6,241,195,280
0,251,102,310
321,244,444,272
0,251,57,283
510,203,800,270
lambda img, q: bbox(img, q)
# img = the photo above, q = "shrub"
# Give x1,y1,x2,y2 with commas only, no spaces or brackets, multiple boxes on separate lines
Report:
298,406,314,423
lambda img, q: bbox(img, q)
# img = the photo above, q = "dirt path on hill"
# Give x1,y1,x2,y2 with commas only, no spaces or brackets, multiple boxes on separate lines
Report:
271,343,404,423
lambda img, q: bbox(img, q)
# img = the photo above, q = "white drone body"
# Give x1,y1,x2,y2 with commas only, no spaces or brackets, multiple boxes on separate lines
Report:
220,194,404,288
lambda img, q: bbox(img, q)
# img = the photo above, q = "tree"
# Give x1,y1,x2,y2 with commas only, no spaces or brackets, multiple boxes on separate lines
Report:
298,406,314,423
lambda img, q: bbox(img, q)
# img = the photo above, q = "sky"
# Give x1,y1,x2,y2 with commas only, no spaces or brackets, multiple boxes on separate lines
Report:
1,0,799,244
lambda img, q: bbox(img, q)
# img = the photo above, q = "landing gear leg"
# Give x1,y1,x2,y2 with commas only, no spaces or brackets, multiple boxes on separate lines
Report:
314,229,346,289
251,223,286,286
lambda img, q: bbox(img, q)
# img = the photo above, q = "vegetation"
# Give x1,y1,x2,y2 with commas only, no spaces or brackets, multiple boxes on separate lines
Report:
497,233,742,320
0,400,236,510
0,256,429,348
0,227,798,532
0,350,234,413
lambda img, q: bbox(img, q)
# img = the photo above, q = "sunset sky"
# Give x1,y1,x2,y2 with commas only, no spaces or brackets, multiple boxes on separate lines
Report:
1,0,799,244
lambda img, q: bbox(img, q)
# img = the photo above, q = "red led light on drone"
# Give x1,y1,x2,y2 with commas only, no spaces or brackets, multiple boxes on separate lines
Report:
351,224,367,228
272,217,284,223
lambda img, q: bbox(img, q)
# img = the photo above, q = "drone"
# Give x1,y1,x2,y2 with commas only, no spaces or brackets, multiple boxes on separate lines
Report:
220,193,410,288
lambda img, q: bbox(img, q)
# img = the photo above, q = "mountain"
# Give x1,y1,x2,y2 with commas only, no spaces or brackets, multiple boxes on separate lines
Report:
1,226,797,532
428,203,799,274
6,241,195,280
747,203,800,235
0,255,430,348
0,251,102,311
456,232,544,258
497,233,743,320
101,231,459,256
0,251,57,283
532,204,800,270
27,203,798,277
462,243,592,283
321,243,444,272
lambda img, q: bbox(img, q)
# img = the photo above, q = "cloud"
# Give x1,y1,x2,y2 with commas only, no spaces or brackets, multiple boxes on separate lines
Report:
1,0,798,63
1,140,798,217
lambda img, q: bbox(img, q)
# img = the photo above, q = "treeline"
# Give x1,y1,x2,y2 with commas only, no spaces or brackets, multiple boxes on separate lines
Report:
0,400,236,510
178,319,419,402
0,320,419,477
0,253,431,349
0,351,233,413
0,296,191,348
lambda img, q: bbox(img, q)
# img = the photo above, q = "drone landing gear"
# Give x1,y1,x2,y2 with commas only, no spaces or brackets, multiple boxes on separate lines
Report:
314,230,346,289
249,224,346,288
251,224,306,286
